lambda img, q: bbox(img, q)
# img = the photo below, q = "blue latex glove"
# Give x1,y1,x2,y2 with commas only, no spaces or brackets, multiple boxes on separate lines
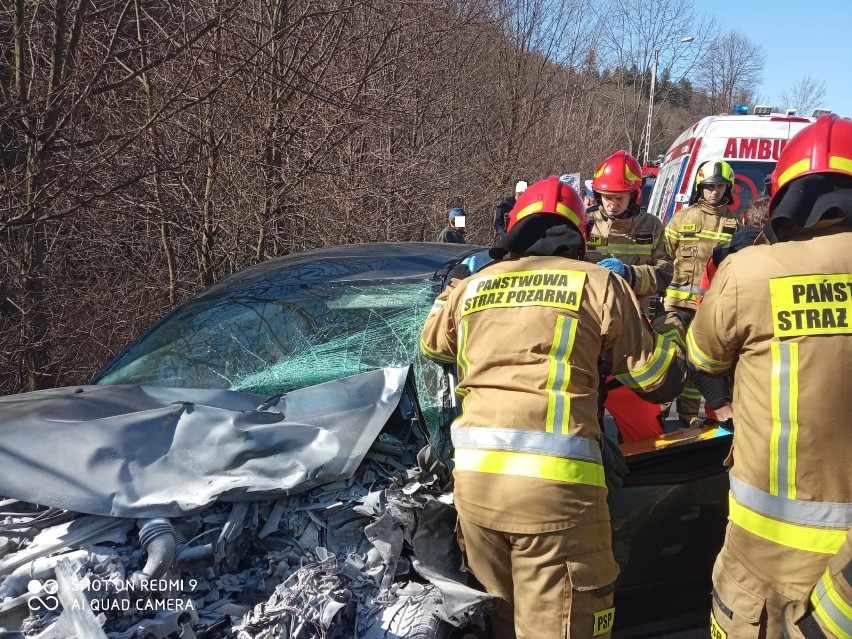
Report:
598,257,628,279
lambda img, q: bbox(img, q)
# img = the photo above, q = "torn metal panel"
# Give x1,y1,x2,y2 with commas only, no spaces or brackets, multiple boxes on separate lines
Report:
0,368,408,518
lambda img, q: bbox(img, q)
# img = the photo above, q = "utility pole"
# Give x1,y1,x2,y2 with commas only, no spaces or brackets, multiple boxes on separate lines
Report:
641,36,694,167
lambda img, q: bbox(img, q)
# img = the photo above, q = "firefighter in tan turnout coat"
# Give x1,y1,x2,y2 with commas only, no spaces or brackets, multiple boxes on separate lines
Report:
420,176,686,639
585,150,673,312
687,114,852,638
662,159,741,426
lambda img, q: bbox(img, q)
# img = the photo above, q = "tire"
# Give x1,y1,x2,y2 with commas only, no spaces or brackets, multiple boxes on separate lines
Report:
362,584,485,639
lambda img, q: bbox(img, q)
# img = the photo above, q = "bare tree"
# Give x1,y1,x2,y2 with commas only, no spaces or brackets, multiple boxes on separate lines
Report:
702,30,765,114
781,75,827,117
596,0,714,158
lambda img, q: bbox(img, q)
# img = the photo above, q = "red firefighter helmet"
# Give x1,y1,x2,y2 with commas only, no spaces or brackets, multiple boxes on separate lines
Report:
591,150,644,203
506,175,587,239
769,113,852,212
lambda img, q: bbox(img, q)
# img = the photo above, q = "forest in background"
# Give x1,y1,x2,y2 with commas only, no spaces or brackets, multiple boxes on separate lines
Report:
1,0,821,395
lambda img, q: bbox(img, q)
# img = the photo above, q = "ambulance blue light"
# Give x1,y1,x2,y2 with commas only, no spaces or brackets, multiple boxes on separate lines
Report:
731,104,749,115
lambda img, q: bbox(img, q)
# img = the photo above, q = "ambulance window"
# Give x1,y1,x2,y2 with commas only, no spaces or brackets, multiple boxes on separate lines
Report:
647,158,687,225
726,161,773,218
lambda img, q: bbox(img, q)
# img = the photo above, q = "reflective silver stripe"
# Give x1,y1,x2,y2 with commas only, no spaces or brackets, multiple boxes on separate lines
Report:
730,475,852,529
451,426,602,464
547,316,576,435
776,342,794,497
813,571,852,636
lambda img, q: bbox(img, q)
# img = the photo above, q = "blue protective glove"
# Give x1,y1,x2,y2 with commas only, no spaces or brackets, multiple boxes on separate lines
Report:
598,257,628,279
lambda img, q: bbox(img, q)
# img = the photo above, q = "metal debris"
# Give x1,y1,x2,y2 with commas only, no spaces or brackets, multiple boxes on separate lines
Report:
0,437,494,638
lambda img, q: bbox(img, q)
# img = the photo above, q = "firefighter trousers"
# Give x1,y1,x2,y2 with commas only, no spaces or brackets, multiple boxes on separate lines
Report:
457,516,617,639
711,541,803,639
652,310,701,424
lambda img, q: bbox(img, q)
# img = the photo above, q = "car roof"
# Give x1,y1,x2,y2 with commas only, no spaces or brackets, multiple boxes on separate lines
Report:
195,242,482,300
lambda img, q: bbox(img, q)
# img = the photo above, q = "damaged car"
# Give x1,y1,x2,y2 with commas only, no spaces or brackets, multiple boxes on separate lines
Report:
0,242,732,638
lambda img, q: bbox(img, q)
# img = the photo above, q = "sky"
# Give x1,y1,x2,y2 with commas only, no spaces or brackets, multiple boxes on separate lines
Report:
712,2,851,117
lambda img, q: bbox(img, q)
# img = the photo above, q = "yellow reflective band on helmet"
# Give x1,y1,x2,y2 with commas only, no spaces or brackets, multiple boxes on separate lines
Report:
515,200,582,230
454,448,606,488
777,158,811,189
419,338,455,364
515,200,544,221
812,570,852,639
555,202,583,230
625,164,642,183
769,341,799,498
830,155,852,176
594,164,606,178
728,495,847,555
545,315,578,434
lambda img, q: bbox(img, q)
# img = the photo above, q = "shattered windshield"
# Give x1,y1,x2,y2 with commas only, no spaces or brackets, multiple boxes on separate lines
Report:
96,278,447,432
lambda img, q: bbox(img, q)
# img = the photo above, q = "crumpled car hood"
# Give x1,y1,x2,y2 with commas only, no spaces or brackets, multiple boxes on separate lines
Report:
0,367,408,518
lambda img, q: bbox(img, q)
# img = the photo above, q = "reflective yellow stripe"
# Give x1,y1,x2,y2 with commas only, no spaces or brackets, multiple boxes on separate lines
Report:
788,346,800,499
545,316,578,434
680,385,702,400
697,231,733,242
615,333,675,390
769,342,799,498
420,338,455,363
812,570,852,639
456,320,470,400
729,495,847,554
686,326,731,374
830,155,852,175
666,288,697,301
778,158,811,189
602,243,653,254
454,448,606,487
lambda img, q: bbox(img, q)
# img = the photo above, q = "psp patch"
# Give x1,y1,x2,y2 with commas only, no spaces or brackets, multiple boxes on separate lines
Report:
709,609,727,639
680,223,697,232
593,606,615,636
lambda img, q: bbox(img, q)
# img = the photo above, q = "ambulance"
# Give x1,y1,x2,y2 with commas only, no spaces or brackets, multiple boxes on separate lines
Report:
646,108,816,225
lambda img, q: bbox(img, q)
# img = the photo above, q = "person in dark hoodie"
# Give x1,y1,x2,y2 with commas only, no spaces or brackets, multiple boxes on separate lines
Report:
493,180,527,240
420,175,685,639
